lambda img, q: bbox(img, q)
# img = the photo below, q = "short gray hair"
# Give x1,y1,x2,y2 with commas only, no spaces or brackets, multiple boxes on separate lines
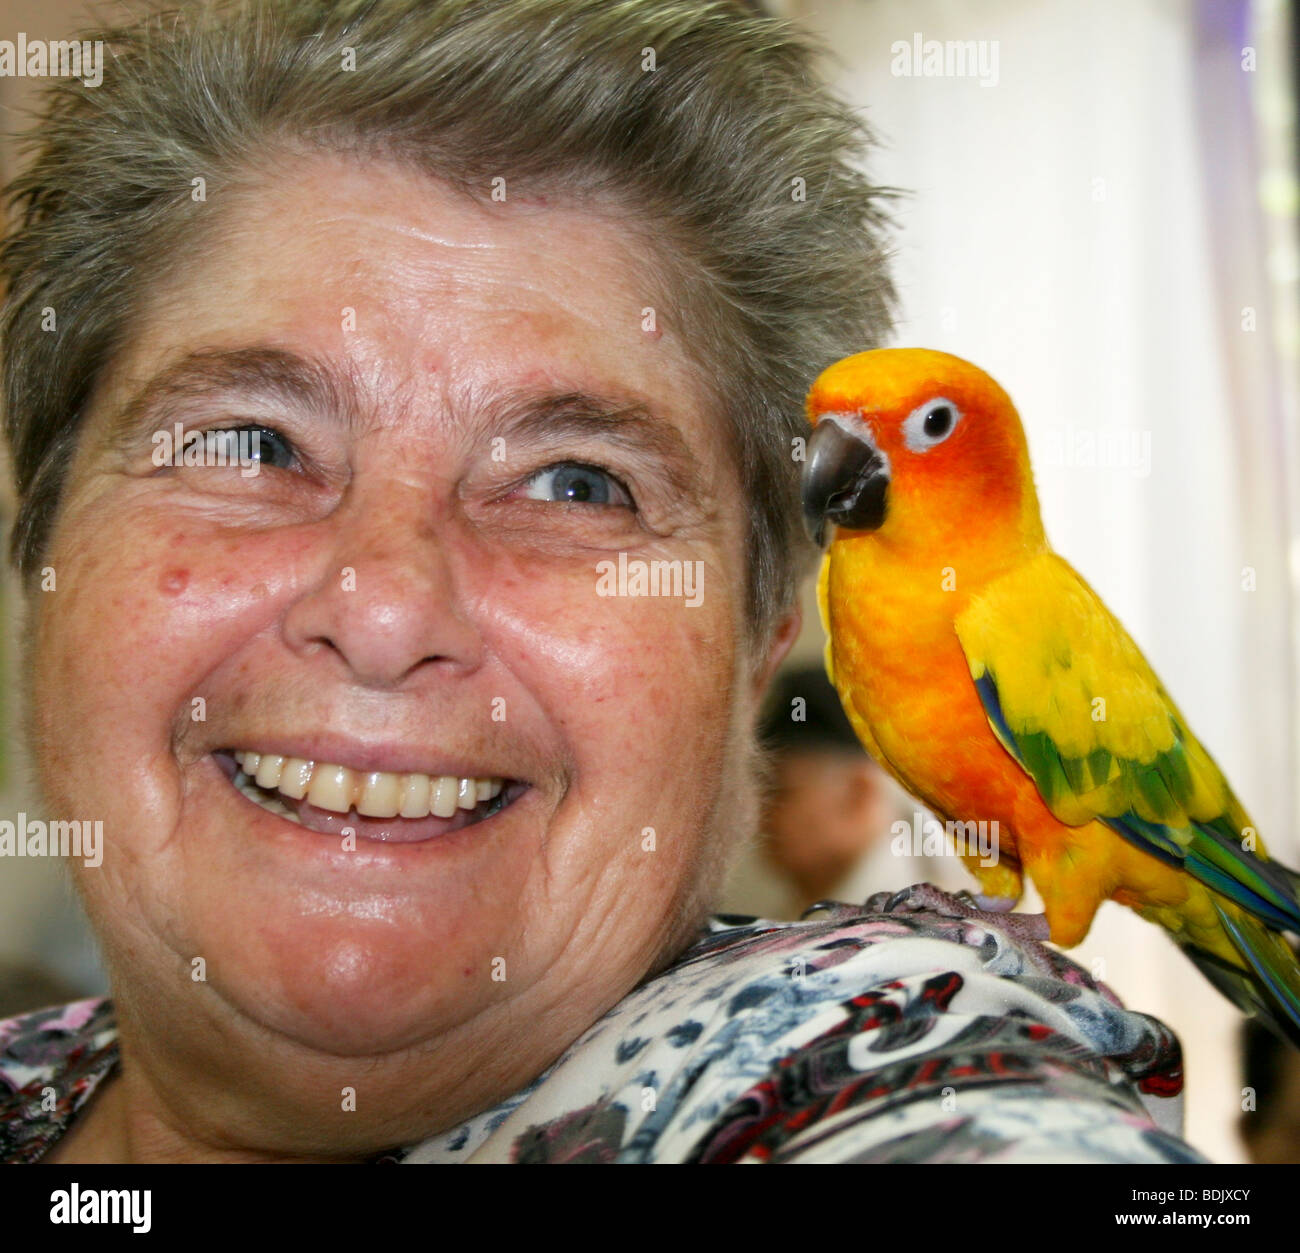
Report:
1,0,895,642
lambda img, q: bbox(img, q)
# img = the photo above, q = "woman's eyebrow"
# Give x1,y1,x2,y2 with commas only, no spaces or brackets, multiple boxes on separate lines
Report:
100,346,708,497
100,345,353,450
492,391,706,499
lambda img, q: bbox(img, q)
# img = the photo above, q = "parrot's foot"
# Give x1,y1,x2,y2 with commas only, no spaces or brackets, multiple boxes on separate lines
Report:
968,893,1019,913
903,883,1051,944
801,898,877,922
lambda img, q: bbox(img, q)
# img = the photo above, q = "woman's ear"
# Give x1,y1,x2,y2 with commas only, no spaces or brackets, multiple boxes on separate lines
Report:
752,606,802,699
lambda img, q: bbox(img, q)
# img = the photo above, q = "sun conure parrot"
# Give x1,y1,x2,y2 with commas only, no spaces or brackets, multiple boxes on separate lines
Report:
800,347,1300,1046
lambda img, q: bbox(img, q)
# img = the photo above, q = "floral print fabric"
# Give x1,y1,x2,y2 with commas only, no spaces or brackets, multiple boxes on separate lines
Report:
1,885,1203,1163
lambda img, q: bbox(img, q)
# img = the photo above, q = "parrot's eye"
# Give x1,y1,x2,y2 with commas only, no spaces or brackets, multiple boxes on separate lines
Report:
924,407,953,438
902,398,961,451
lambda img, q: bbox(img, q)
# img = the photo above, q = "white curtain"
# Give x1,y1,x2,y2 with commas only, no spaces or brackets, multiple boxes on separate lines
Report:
777,0,1300,1163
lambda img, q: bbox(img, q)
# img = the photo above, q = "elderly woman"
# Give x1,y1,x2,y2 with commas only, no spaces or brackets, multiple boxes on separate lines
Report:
0,0,1200,1164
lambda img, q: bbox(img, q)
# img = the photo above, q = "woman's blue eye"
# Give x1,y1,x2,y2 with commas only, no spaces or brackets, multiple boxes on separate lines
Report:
207,425,297,470
523,462,632,507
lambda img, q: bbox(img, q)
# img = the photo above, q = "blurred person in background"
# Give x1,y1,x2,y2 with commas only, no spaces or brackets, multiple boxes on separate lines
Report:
722,665,969,919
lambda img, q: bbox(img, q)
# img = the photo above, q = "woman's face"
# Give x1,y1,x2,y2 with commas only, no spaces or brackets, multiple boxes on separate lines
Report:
30,153,785,1081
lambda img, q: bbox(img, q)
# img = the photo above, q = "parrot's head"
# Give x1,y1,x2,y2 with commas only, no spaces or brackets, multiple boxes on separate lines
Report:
801,348,1043,554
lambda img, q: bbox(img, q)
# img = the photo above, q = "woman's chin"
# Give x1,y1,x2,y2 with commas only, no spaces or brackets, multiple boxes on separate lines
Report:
204,925,491,1058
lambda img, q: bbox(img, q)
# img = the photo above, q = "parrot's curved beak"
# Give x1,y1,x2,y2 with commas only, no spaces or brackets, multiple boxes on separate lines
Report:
801,416,890,548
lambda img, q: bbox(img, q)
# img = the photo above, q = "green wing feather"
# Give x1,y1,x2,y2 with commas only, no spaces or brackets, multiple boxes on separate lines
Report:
953,552,1300,934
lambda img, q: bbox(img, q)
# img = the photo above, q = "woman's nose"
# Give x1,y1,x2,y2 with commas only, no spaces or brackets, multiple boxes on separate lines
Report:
280,483,485,688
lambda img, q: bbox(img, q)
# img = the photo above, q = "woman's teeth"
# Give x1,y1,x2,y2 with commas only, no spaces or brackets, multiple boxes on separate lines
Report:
231,751,505,820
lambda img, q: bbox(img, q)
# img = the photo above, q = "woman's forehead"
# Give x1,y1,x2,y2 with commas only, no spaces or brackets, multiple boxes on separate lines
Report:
83,151,730,472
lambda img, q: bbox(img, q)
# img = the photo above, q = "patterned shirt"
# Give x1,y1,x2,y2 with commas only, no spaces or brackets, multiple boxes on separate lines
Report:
0,885,1205,1163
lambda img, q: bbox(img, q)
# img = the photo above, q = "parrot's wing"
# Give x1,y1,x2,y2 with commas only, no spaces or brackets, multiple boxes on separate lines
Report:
953,551,1300,936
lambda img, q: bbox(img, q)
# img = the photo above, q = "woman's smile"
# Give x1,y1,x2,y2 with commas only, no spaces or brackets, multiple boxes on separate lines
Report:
214,745,522,841
196,748,539,874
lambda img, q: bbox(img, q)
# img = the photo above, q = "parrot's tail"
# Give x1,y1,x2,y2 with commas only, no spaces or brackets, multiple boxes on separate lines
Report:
1190,901,1300,1050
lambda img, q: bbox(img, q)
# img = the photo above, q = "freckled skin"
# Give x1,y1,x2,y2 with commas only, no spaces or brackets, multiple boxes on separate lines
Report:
30,152,799,1162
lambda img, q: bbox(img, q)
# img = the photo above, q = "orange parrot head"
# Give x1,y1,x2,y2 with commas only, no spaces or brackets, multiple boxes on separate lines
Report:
800,348,1043,554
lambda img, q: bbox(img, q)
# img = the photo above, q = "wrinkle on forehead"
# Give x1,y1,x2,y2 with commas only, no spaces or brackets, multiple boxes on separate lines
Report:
89,148,710,428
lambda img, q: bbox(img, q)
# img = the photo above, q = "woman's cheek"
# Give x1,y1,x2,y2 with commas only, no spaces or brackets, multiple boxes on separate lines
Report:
488,549,730,738
501,564,737,859
32,516,276,810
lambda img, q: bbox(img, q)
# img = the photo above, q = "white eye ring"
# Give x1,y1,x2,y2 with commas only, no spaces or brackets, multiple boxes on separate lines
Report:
901,398,961,451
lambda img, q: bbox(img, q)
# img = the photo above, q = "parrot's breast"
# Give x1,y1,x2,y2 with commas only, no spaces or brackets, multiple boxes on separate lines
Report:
825,547,1017,819
824,544,1108,929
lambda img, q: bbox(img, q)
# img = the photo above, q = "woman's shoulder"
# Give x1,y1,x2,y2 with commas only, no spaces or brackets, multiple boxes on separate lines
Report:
400,884,1204,1163
0,997,118,1164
